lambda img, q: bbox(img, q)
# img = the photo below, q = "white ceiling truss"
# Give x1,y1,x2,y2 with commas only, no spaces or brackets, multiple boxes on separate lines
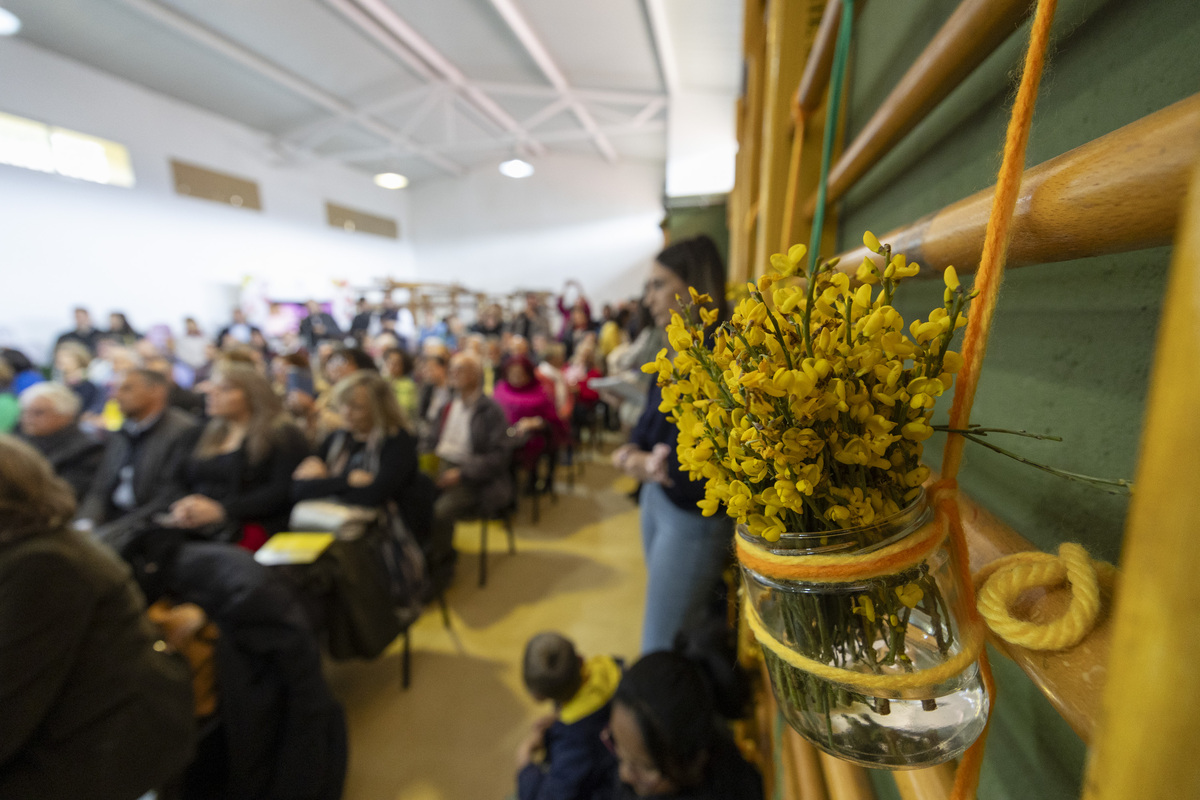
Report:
10,0,745,184
91,0,673,181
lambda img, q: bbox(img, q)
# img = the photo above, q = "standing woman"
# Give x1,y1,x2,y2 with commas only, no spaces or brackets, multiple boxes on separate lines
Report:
611,235,731,654
164,362,309,550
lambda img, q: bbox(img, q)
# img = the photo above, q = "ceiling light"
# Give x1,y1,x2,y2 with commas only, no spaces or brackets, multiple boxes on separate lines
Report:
0,7,20,36
374,172,409,189
499,159,534,179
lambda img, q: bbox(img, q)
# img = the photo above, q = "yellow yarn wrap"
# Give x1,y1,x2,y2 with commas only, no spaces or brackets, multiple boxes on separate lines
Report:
743,599,986,693
974,543,1116,651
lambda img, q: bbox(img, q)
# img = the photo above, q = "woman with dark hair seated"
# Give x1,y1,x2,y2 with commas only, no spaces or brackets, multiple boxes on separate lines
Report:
493,355,567,491
162,362,309,550
604,649,762,799
0,435,194,800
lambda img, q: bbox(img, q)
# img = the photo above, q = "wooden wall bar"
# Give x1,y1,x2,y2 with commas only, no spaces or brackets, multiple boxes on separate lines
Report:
802,0,1033,219
752,0,824,277
892,763,956,800
831,92,1200,278
1081,164,1200,800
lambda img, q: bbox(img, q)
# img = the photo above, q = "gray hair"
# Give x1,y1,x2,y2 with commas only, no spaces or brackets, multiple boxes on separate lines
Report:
19,382,82,418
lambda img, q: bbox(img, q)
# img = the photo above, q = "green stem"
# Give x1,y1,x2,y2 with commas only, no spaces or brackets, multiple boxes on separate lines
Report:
961,432,1134,494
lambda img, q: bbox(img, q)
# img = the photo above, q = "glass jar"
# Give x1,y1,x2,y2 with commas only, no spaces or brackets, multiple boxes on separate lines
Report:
739,493,989,769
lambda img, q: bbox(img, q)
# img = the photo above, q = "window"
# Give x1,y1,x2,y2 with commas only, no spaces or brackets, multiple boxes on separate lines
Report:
0,110,135,187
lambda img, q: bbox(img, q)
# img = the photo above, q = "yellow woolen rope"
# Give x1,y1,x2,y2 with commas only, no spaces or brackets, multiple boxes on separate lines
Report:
743,598,986,693
975,543,1116,651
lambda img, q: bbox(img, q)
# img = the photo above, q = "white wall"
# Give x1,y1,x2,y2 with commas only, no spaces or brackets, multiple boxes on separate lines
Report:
0,37,416,360
407,154,666,307
665,90,737,198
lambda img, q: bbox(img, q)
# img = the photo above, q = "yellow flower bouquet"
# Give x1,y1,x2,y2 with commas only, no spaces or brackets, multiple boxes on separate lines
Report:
645,233,989,767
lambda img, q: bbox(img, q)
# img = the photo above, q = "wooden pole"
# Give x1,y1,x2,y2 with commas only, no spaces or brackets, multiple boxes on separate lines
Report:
728,0,767,285
832,93,1200,278
753,0,824,277
802,0,1033,219
1081,163,1200,800
817,752,876,800
786,729,831,800
892,763,956,800
796,0,844,119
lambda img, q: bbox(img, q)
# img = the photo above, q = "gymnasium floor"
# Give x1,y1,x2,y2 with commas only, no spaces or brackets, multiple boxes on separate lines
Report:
325,447,647,800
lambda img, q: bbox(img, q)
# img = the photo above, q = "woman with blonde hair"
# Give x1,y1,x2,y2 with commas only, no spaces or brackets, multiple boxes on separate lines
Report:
0,435,194,799
293,370,436,574
163,362,308,549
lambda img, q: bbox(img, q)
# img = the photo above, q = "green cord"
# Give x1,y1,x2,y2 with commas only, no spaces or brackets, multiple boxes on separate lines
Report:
807,0,856,271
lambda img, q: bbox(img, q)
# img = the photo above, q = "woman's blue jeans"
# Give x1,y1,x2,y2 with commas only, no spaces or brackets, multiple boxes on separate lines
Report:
638,482,733,654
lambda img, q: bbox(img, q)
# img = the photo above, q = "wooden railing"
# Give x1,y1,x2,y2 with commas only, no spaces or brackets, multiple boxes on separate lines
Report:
730,1,1200,797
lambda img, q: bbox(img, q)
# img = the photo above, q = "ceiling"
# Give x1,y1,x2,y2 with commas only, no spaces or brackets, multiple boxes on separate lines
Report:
3,0,742,184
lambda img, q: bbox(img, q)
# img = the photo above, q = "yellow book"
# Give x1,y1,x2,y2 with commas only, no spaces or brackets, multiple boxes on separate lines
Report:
254,532,336,566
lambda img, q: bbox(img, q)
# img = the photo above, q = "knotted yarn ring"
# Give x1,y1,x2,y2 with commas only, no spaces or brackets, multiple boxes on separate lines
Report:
975,542,1104,651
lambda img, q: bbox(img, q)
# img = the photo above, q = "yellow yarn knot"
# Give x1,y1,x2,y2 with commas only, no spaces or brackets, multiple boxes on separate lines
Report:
975,543,1115,651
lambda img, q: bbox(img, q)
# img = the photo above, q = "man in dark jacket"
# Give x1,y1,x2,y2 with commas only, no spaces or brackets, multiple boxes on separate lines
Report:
299,300,343,349
17,382,104,499
128,536,348,800
77,369,200,553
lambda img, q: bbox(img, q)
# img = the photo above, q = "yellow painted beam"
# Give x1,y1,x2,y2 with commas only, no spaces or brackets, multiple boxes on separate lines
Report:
1081,162,1200,800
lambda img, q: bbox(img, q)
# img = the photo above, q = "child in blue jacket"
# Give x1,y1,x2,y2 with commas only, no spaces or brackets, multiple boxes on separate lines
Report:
515,632,620,800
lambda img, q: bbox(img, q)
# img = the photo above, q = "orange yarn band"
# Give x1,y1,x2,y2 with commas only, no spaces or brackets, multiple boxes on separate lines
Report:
735,512,948,583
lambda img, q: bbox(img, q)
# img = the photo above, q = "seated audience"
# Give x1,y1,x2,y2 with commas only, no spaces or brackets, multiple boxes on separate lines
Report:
1,348,45,396
0,436,194,800
127,533,347,800
175,316,210,371
349,297,375,344
292,370,438,584
54,306,103,355
107,311,140,345
537,343,572,422
431,352,516,539
160,363,309,550
299,300,342,349
0,357,17,433
415,354,452,456
17,383,104,499
54,341,105,416
566,338,605,434
76,368,200,553
605,651,762,799
493,356,566,489
146,354,206,419
516,632,621,800
383,346,419,424
215,307,262,347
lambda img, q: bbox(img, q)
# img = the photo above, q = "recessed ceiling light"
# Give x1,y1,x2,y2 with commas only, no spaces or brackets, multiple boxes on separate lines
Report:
0,7,21,36
499,159,534,179
374,172,409,189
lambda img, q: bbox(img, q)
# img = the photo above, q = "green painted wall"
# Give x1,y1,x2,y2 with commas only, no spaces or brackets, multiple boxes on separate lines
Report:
832,0,1200,797
666,201,731,267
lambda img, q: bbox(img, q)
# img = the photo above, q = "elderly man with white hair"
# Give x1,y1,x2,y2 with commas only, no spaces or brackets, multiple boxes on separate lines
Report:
18,383,105,500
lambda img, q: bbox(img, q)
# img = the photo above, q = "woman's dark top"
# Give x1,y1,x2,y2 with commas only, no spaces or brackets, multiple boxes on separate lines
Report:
608,735,763,800
183,422,309,535
629,382,707,513
293,429,434,538
68,379,106,415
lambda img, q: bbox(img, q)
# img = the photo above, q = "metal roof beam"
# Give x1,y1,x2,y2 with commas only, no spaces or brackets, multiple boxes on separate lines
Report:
343,0,546,157
485,0,618,162
113,0,463,175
